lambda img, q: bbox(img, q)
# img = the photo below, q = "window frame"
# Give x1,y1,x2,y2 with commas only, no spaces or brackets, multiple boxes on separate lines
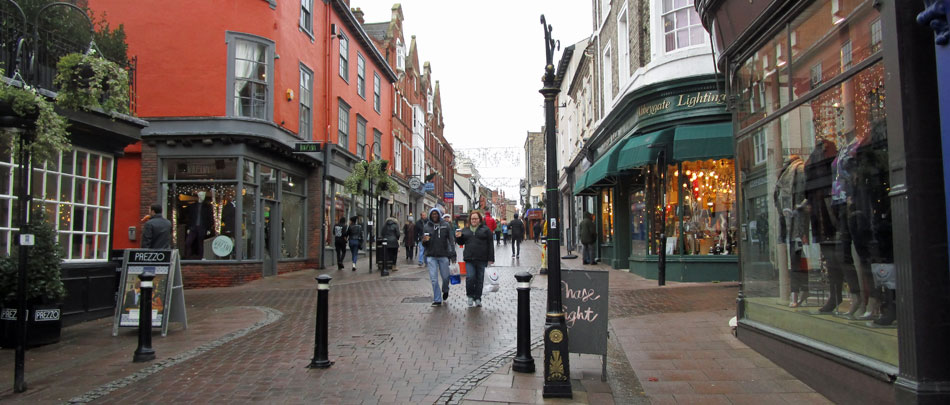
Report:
299,0,313,36
338,99,351,149
661,0,706,53
299,63,313,140
617,3,630,86
226,32,275,121
373,73,381,113
339,33,349,81
373,129,382,161
357,53,366,99
356,115,367,159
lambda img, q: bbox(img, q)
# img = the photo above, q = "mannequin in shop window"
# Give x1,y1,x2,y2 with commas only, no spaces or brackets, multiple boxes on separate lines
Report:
774,155,809,307
185,191,215,259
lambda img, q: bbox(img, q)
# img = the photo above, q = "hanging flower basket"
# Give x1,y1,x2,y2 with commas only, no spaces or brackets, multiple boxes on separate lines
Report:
54,52,130,115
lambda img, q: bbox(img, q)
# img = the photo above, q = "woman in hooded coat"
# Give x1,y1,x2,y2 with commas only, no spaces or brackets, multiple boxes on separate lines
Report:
382,217,401,270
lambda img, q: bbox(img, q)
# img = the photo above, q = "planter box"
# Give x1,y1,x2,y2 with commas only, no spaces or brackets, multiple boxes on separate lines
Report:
0,303,63,348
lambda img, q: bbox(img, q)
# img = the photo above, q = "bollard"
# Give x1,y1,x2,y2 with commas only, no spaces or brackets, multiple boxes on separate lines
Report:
381,241,390,277
308,274,334,368
133,270,156,363
513,271,536,373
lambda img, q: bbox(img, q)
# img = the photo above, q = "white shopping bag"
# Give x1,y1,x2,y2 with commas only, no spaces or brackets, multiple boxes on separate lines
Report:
487,267,500,292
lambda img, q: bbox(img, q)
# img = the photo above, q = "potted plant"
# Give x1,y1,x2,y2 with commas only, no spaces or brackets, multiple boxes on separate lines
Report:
54,52,130,115
0,71,71,164
0,207,67,347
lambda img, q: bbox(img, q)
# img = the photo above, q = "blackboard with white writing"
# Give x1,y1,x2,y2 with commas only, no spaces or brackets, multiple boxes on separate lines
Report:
561,269,609,356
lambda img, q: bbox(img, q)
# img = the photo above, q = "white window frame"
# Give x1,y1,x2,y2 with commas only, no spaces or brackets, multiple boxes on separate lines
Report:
602,43,613,106
0,149,115,261
396,39,405,71
394,138,403,173
227,33,274,121
356,115,367,158
357,53,366,98
753,130,767,165
339,34,349,81
299,64,313,140
299,0,313,35
338,99,350,148
661,0,705,53
617,3,630,86
373,73,381,113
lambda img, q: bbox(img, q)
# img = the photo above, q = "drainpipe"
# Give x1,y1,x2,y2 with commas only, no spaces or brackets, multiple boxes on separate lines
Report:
321,4,333,269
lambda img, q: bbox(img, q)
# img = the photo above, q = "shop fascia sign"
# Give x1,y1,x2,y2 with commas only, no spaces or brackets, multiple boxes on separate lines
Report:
598,91,727,155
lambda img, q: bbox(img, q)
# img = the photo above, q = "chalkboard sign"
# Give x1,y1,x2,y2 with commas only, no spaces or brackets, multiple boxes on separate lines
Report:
561,269,609,357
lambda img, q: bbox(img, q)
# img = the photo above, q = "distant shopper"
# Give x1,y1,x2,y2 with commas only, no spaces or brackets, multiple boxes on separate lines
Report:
141,204,171,249
347,216,363,271
509,213,525,258
403,217,416,263
579,213,598,265
456,211,494,308
500,220,509,245
423,207,456,306
533,221,542,243
382,217,401,270
333,217,349,270
415,213,427,266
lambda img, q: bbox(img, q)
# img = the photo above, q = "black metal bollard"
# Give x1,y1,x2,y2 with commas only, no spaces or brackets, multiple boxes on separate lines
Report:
513,271,536,373
133,270,156,363
308,274,334,368
381,241,390,277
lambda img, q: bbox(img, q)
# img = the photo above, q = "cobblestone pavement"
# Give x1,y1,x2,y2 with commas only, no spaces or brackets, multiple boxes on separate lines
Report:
0,241,828,404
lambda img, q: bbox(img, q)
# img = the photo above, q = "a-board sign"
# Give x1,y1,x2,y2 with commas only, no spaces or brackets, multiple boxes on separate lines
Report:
561,268,609,380
113,249,188,337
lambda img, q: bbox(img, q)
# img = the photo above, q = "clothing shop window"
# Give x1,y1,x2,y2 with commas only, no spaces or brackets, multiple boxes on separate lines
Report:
338,34,349,81
662,0,704,52
356,115,367,159
357,53,366,99
736,0,894,366
281,173,305,259
600,188,614,244
338,100,350,149
162,158,239,260
229,35,273,120
0,147,114,261
299,64,313,140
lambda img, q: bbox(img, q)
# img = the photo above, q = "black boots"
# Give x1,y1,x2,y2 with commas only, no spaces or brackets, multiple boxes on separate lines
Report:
873,288,897,326
818,282,843,313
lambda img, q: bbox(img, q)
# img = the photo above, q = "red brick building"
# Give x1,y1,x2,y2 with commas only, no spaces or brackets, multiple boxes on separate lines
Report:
90,0,396,287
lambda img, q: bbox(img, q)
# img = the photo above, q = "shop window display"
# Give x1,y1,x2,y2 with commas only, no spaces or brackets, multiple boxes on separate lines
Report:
163,158,238,260
630,189,647,255
600,189,614,244
735,0,894,366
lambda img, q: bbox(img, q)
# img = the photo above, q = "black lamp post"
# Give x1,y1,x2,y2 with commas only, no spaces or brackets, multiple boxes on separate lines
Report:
539,15,572,399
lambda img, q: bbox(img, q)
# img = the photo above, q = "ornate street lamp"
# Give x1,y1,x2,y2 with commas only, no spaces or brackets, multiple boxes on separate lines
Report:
539,14,571,399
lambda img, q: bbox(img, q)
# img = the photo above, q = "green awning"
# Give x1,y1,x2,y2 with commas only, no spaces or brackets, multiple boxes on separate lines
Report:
572,172,590,195
672,122,734,161
617,128,676,170
585,141,623,187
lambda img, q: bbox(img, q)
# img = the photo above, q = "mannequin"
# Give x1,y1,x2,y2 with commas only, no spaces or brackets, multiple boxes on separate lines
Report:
774,155,808,306
184,191,215,259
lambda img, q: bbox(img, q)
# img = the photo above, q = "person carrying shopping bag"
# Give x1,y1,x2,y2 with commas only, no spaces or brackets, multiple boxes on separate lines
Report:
455,211,495,308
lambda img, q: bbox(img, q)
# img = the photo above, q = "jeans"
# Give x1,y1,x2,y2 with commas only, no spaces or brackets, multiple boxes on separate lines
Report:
417,241,426,265
335,240,347,266
427,256,451,303
511,238,521,256
583,243,595,264
466,261,487,300
349,240,361,264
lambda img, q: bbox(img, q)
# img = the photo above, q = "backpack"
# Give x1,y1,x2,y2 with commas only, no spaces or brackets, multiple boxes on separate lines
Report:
333,224,345,238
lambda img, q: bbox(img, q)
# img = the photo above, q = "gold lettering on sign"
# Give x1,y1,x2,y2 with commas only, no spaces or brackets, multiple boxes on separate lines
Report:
548,350,567,381
637,99,671,117
677,91,728,108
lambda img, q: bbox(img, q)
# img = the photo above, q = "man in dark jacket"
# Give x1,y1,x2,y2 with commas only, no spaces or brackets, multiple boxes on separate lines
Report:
456,211,494,307
346,216,363,270
509,214,525,258
142,204,172,249
403,216,416,262
579,213,598,265
423,207,456,306
381,217,400,270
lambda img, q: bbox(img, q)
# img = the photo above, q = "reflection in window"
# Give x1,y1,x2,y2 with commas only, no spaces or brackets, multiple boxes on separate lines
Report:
662,0,705,52
281,194,305,258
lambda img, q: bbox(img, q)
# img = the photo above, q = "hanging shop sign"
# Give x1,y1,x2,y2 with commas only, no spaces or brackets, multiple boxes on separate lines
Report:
113,249,188,337
444,192,454,203
424,182,435,191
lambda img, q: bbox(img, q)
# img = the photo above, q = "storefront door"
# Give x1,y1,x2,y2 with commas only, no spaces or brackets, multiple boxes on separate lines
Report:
262,199,279,276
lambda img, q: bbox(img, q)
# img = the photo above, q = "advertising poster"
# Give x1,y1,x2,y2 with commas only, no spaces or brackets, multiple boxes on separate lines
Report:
119,267,169,327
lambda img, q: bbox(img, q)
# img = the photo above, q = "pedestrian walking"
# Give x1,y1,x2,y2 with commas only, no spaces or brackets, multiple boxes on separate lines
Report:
333,217,349,270
579,213,598,265
456,211,494,308
533,221,542,243
423,207,457,306
509,213,525,258
415,213,427,267
382,217,400,270
347,216,363,271
503,221,511,245
141,204,172,249
403,216,416,263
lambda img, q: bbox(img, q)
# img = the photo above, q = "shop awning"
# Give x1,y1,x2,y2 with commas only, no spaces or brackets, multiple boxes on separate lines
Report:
585,141,623,188
572,172,590,195
672,122,734,161
617,128,676,170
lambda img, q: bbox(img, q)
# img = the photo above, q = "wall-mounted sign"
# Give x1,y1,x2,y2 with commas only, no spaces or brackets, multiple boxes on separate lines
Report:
424,182,435,191
293,142,323,153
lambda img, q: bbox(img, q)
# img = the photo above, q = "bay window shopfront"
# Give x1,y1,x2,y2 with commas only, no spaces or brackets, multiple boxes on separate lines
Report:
699,0,949,402
159,156,307,275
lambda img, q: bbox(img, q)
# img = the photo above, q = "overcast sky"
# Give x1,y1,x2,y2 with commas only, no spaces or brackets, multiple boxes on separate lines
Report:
354,1,593,202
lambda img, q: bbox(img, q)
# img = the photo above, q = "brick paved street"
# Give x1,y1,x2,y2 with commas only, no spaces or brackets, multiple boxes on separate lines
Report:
0,242,828,404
